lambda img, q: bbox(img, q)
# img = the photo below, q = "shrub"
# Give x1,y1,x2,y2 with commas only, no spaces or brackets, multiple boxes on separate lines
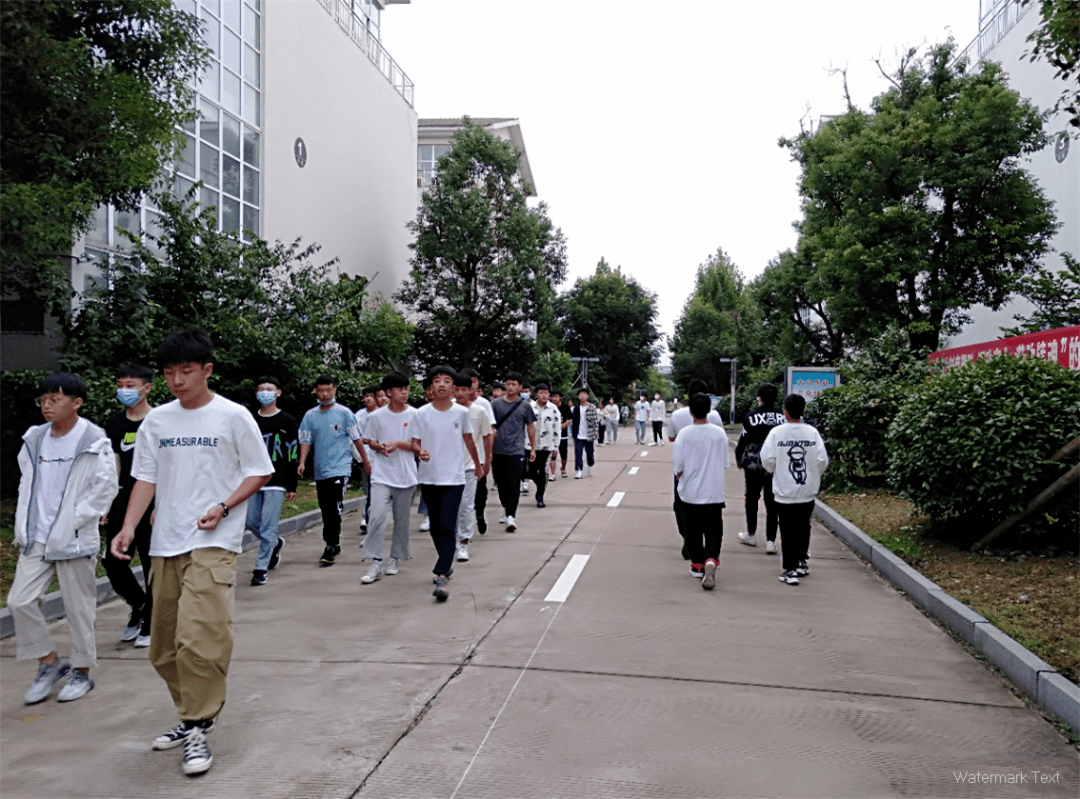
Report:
887,354,1080,536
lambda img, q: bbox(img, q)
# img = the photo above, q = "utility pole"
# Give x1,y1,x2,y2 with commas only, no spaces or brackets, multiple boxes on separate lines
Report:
718,357,737,425
570,356,600,392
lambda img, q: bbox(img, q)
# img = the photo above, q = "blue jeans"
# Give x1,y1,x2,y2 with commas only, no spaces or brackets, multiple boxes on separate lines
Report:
635,420,646,442
246,489,285,571
574,438,595,472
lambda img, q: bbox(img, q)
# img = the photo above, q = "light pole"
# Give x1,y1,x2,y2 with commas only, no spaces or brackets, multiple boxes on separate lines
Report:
718,357,737,425
570,355,600,392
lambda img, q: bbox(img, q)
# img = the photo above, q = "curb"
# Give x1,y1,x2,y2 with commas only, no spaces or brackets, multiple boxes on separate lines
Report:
0,497,365,641
814,498,1080,737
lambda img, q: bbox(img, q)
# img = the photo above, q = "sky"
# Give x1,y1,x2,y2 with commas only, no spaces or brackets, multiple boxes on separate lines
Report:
381,0,982,360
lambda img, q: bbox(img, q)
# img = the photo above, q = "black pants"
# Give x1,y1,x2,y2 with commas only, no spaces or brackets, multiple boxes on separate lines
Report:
316,476,347,546
104,494,152,617
420,483,464,577
475,472,488,533
673,474,688,541
652,421,664,443
744,469,778,541
681,501,725,564
776,500,814,572
491,453,524,517
529,450,551,501
558,438,568,466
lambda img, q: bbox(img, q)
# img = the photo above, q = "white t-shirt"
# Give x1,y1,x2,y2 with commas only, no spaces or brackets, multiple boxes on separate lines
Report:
133,395,273,556
650,399,666,422
473,395,496,426
33,418,88,544
461,402,492,469
415,402,471,486
635,400,649,421
363,405,419,488
667,407,724,440
672,422,730,505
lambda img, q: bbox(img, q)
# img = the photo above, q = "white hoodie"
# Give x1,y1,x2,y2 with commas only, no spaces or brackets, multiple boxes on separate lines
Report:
760,421,829,504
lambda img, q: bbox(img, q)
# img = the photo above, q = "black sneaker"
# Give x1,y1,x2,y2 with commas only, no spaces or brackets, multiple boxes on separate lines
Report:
152,717,216,750
689,563,704,579
432,576,449,602
795,560,809,578
268,537,285,570
251,570,268,586
319,546,336,566
778,570,800,586
181,725,213,775
536,498,546,508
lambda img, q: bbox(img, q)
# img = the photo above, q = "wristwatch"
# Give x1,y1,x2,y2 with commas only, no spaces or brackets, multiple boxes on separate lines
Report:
219,502,229,517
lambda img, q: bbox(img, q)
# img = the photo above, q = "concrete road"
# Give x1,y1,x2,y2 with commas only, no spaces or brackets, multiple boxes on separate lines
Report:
2,432,1077,798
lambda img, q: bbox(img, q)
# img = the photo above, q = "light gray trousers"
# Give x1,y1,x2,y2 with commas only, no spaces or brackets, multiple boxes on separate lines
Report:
361,482,414,562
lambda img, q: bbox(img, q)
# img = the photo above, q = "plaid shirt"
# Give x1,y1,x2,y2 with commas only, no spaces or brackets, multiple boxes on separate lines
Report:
572,402,600,440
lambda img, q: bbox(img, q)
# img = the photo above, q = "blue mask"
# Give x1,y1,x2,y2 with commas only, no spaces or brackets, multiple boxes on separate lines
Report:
256,391,277,406
318,397,335,406
117,388,142,407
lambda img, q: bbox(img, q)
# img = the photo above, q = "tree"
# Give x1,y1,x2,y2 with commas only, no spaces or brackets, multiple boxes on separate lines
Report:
532,350,576,394
0,0,207,316
396,121,567,379
781,41,1058,352
556,258,661,400
1019,0,1080,134
1002,253,1080,335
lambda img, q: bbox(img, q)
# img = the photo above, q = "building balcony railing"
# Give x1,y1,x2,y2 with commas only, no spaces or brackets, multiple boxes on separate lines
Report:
955,0,1032,67
316,0,415,107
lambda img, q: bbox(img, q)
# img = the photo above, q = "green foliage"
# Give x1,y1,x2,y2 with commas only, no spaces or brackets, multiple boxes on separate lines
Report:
1019,0,1080,134
532,350,576,395
0,0,208,317
396,121,568,381
639,367,675,400
557,258,660,399
1002,253,1080,336
887,355,1080,537
781,41,1057,353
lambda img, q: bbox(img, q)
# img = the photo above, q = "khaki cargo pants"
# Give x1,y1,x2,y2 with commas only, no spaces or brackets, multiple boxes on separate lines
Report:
149,547,236,723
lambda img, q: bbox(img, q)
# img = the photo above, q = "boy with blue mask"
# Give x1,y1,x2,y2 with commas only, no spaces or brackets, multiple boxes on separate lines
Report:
247,376,299,586
103,363,155,647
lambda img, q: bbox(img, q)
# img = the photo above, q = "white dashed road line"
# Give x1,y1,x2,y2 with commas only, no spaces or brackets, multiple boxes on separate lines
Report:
543,554,591,603
606,491,625,508
629,466,639,475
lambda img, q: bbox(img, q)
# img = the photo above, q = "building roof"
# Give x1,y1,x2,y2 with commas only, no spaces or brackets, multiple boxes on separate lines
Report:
418,117,536,196
418,117,516,128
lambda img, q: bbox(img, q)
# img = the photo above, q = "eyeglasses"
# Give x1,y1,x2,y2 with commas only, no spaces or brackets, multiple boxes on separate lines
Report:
35,395,70,407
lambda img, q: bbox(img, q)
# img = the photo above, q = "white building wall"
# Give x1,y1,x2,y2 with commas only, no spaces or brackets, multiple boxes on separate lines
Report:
949,3,1079,346
263,2,418,299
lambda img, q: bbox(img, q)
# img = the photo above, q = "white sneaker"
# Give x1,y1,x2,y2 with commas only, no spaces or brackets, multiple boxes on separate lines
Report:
361,561,383,584
456,544,469,561
134,633,151,648
520,481,529,494
806,547,811,559
499,513,508,524
56,668,94,702
587,465,593,477
738,532,758,547
385,557,400,575
419,515,430,532
505,516,517,532
575,470,583,479
766,540,777,555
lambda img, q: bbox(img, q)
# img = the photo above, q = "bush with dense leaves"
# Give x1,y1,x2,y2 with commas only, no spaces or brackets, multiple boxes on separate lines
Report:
887,354,1080,534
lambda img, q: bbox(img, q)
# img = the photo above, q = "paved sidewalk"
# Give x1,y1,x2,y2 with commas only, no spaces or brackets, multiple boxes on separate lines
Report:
2,432,1077,798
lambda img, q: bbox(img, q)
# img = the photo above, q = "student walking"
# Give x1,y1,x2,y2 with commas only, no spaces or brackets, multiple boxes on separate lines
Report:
603,398,619,444
761,394,829,586
634,395,649,444
248,376,299,586
672,393,730,588
454,371,492,562
649,392,666,445
112,328,273,776
550,390,573,479
735,383,784,555
298,374,365,566
360,373,419,584
413,367,482,601
103,363,155,647
354,385,380,531
10,372,119,705
462,369,496,535
666,378,724,560
529,383,560,508
572,388,599,478
490,372,536,532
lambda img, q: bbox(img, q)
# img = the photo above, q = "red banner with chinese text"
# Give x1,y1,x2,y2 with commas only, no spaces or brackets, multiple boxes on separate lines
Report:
929,326,1080,372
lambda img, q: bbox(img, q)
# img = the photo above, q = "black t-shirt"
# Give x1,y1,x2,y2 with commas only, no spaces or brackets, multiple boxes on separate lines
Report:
254,409,300,492
557,403,572,439
105,409,143,492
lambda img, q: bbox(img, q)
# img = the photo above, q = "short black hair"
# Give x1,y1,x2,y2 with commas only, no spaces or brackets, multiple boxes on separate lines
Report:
577,387,590,396
256,375,281,390
428,364,457,382
521,381,531,390
689,392,711,420
315,373,336,387
504,371,523,384
534,382,550,392
362,385,379,397
491,381,504,390
687,378,709,396
758,383,778,409
461,367,480,382
783,393,806,420
452,371,472,388
39,372,87,400
551,389,562,398
156,327,213,368
381,372,409,390
116,363,153,383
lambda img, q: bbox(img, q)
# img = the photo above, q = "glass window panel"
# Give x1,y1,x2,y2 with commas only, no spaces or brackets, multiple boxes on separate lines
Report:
144,210,166,257
176,0,196,15
179,133,197,177
182,107,197,134
83,260,107,294
435,144,452,159
200,142,219,187
223,30,240,73
203,0,220,17
243,165,258,205
243,126,259,167
200,187,219,222
87,205,110,245
116,209,140,250
242,83,259,126
243,4,259,49
222,196,240,235
222,155,240,198
200,9,220,58
222,68,241,116
200,60,219,102
199,100,219,144
173,175,196,202
222,0,241,31
222,114,241,157
243,44,259,84
243,204,259,238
